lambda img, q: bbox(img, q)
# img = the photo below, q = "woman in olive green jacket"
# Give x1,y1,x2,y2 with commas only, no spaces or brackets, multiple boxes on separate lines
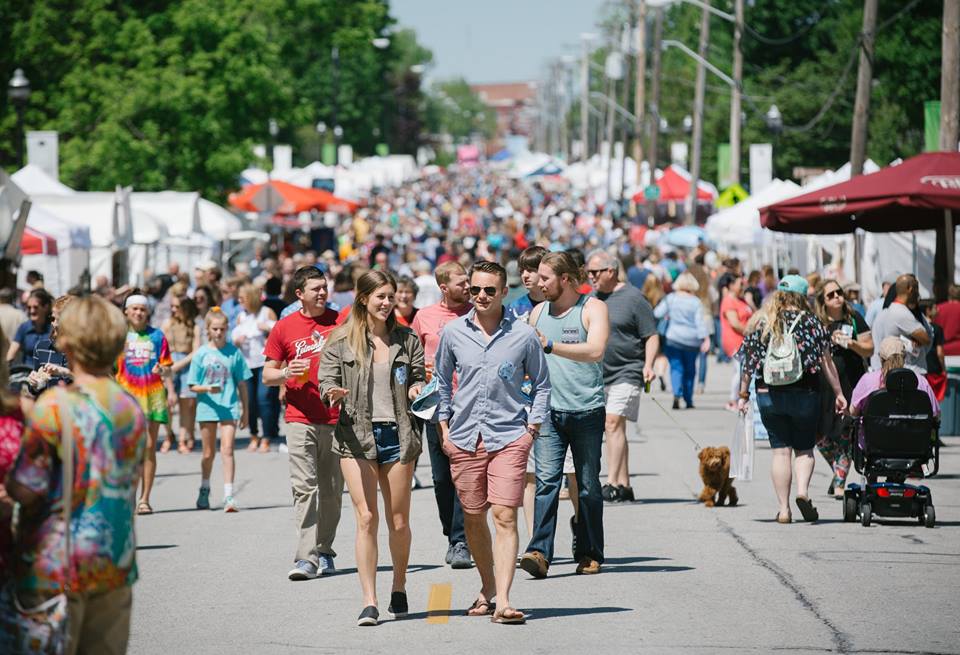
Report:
317,270,425,627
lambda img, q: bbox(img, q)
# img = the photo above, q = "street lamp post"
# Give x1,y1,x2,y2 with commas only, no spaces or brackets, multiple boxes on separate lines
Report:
7,68,31,169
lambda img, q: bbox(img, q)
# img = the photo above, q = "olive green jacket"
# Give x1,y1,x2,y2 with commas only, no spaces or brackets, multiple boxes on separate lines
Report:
317,326,426,464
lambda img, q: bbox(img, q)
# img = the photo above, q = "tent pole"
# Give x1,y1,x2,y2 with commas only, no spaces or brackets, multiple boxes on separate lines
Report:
853,228,861,286
912,233,918,278
948,209,956,285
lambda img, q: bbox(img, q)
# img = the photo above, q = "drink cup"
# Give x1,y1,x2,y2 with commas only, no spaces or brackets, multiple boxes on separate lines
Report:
296,361,311,384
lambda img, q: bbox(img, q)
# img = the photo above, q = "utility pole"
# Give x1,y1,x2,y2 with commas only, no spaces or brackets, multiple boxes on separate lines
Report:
729,0,744,186
648,7,664,174
605,71,617,202
686,1,711,225
941,0,960,151
850,0,878,176
580,35,591,161
633,0,647,166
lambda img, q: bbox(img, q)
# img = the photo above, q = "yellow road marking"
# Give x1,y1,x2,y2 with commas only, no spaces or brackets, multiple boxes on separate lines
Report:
426,583,452,624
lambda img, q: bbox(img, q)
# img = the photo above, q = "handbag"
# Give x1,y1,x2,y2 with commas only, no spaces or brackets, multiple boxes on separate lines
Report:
730,406,755,481
0,389,74,654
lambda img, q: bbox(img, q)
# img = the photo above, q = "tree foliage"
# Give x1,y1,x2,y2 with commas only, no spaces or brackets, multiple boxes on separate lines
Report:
0,0,432,199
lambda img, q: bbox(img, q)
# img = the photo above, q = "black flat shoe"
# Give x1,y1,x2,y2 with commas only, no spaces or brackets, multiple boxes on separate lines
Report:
388,591,408,618
357,605,379,626
672,398,681,410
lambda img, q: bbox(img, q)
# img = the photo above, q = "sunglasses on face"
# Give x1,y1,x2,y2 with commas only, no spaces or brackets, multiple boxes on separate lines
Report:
587,268,612,277
469,286,498,297
824,289,843,300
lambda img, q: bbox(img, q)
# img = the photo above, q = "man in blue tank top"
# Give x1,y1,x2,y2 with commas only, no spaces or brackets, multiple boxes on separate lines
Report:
520,251,610,578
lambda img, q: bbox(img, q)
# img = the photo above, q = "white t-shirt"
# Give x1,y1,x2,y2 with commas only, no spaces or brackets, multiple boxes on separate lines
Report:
869,303,930,373
231,306,274,369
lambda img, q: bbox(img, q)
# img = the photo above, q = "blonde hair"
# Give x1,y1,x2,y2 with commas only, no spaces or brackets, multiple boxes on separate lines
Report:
641,274,665,308
673,272,700,294
541,251,585,286
434,261,466,286
329,271,398,367
57,296,128,370
746,290,809,341
239,283,263,313
205,307,229,333
880,351,906,381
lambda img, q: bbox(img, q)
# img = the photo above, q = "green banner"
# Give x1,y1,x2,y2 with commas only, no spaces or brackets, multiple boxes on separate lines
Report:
925,101,941,152
321,142,336,165
375,143,390,157
717,143,732,189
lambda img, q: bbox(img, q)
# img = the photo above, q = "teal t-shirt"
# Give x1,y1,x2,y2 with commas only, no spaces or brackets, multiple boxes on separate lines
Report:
186,344,252,422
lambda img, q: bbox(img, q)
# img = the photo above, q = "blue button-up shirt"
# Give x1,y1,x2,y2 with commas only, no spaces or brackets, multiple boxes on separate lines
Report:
435,309,550,452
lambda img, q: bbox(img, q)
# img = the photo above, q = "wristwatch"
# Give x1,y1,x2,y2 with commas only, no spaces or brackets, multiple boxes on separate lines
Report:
543,339,554,354
281,367,290,381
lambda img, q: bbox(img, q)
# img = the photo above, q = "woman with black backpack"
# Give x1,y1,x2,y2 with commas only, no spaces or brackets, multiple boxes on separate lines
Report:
736,276,846,524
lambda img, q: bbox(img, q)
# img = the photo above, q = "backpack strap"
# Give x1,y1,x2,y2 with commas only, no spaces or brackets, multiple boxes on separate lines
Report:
785,312,804,336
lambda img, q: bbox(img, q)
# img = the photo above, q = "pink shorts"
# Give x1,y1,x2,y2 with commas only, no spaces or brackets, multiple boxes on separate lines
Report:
444,433,533,513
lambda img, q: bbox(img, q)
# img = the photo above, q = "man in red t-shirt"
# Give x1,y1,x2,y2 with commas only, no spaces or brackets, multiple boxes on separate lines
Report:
263,266,346,580
411,261,474,569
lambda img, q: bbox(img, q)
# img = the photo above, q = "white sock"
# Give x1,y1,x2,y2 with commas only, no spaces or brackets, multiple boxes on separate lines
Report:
200,479,210,490
224,483,234,498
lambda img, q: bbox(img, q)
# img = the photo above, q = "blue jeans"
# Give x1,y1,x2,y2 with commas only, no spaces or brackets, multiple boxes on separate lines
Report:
526,406,605,564
248,367,280,439
714,317,731,363
664,341,698,405
697,349,708,386
424,422,466,545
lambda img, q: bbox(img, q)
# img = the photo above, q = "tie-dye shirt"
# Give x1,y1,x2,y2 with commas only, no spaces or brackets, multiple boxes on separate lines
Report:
116,326,173,423
9,379,146,595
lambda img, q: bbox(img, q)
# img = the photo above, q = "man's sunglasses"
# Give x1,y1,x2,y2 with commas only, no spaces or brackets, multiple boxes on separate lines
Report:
824,289,843,300
469,286,499,297
586,268,612,277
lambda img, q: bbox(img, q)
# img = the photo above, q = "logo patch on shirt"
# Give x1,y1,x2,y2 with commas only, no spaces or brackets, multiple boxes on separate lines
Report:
561,327,581,344
498,361,517,380
395,366,408,386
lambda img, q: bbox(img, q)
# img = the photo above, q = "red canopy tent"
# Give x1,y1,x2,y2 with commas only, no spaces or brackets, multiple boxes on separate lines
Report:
632,165,715,203
760,151,960,297
228,180,360,215
21,227,59,255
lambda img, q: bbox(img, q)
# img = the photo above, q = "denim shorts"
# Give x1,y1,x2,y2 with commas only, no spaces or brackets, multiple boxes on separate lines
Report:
373,423,401,465
171,352,195,399
756,388,819,451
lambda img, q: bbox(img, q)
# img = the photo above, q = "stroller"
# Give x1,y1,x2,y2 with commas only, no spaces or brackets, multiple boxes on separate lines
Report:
844,368,940,528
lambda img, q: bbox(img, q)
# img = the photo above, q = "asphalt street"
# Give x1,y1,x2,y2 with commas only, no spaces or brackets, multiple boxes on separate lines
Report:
130,361,960,654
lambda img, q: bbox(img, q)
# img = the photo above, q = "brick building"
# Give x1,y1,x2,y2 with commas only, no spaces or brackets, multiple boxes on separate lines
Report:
471,81,538,138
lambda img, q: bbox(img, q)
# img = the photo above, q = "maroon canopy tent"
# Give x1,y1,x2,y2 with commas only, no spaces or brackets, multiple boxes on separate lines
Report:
759,152,960,297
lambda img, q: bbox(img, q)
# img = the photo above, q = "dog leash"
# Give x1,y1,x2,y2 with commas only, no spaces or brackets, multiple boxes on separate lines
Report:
649,395,703,452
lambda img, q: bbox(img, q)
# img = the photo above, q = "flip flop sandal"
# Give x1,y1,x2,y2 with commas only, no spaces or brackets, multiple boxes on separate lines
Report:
465,598,495,616
136,501,153,516
795,496,819,522
776,512,792,524
491,607,527,624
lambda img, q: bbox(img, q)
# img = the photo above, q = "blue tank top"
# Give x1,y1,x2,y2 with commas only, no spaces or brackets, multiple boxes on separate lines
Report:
535,295,605,411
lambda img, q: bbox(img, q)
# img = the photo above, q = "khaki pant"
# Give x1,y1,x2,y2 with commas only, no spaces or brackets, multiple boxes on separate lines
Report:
67,586,132,655
286,422,344,564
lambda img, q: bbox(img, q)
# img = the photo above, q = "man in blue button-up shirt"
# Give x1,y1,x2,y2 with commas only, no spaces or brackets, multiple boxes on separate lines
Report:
435,261,550,624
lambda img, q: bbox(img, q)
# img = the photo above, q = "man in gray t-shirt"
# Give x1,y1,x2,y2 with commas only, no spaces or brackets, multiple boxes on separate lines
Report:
587,250,658,503
869,275,931,373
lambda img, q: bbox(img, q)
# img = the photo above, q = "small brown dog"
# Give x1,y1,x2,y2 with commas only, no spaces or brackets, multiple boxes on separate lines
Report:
698,446,738,507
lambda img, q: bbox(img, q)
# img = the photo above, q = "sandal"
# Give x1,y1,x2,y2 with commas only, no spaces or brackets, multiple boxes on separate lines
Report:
136,501,153,516
177,441,191,454
247,437,260,452
776,512,792,524
491,607,527,624
795,496,819,522
159,439,172,453
258,439,271,453
465,598,496,617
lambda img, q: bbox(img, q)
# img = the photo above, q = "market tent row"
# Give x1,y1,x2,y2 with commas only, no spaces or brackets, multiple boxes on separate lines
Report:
760,152,960,300
239,155,419,201
228,180,360,218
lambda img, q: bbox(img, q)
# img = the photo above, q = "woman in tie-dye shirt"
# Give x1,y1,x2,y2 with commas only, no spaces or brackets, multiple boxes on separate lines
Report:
7,296,146,654
116,294,176,515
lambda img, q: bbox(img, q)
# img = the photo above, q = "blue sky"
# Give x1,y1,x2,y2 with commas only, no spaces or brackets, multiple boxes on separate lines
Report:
391,0,610,83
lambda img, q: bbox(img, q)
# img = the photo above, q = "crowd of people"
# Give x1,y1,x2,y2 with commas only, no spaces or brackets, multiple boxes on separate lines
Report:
0,167,957,647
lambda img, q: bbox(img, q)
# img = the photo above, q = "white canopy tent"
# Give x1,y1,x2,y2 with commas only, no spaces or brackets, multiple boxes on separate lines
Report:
11,164,76,196
21,204,92,295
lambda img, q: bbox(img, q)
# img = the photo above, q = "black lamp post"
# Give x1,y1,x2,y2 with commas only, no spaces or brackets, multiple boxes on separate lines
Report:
7,68,31,169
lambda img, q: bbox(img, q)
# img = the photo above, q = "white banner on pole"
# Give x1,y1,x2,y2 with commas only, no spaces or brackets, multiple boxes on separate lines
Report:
749,143,773,193
671,142,688,169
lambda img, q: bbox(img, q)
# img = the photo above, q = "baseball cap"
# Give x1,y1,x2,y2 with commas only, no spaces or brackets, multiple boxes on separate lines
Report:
778,274,809,296
878,335,906,360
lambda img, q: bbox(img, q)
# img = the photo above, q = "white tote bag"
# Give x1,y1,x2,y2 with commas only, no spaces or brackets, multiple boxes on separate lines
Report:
730,407,755,481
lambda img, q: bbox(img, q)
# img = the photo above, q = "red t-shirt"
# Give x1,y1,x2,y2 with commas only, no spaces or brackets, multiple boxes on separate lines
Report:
935,300,960,356
411,302,472,366
263,308,343,425
720,295,752,358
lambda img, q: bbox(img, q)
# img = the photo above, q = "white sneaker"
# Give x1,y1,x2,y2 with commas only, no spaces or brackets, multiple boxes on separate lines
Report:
223,496,239,513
